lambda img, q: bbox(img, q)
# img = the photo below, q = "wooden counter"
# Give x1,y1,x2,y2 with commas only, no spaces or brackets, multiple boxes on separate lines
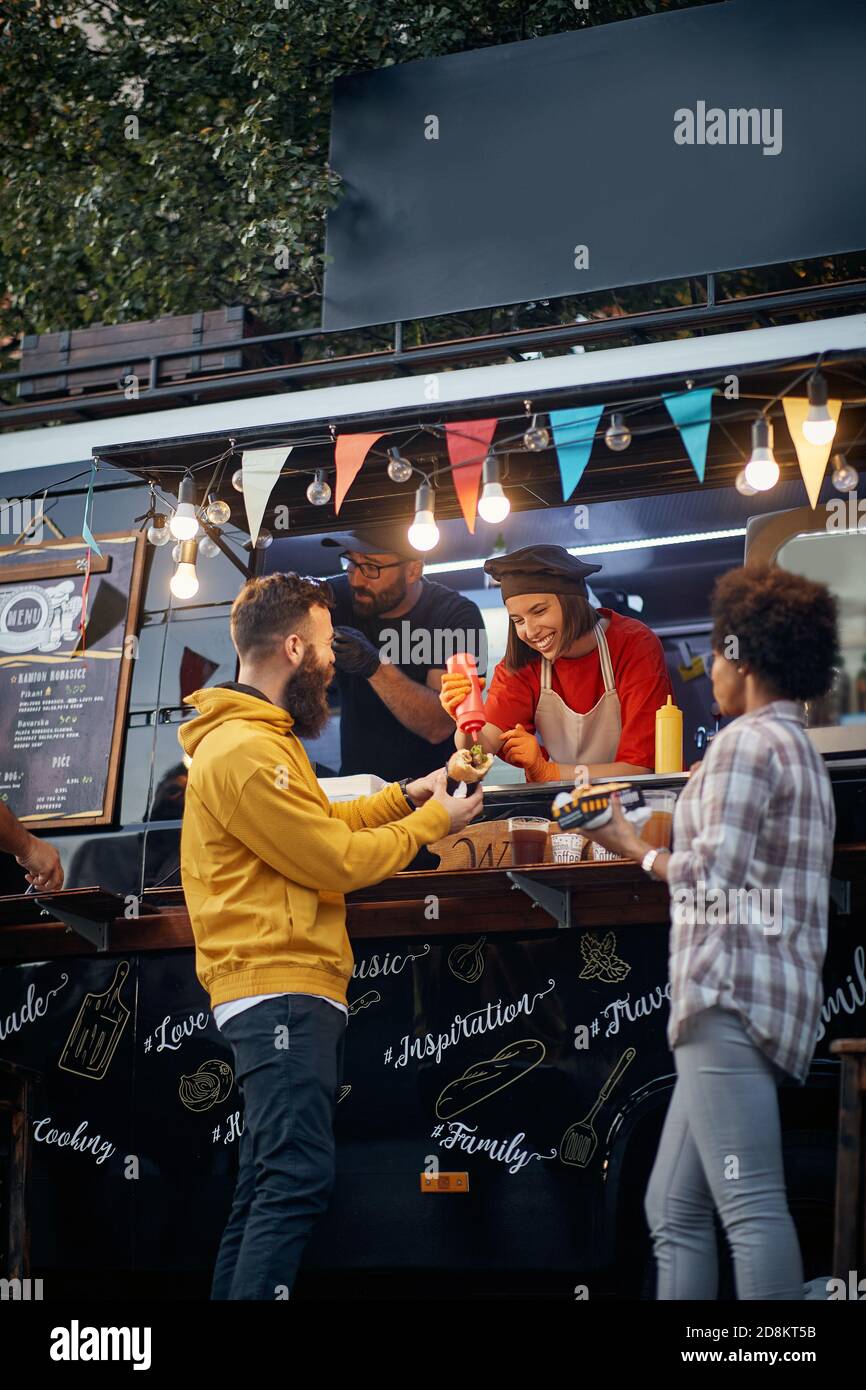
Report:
1,845,864,961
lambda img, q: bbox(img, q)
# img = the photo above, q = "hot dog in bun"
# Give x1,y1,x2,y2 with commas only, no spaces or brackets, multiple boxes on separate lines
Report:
447,742,495,785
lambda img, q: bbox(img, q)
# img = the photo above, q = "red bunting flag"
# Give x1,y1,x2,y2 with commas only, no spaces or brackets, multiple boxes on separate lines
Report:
444,419,498,533
334,432,384,514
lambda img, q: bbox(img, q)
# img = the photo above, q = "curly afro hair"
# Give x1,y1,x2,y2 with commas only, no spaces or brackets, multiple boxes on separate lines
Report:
710,565,839,702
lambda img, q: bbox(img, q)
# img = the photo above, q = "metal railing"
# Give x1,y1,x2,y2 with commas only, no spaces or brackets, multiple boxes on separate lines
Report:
2,274,866,429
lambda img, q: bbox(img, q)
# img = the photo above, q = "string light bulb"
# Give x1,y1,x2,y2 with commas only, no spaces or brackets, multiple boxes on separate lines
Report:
387,447,413,483
830,452,859,492
146,513,171,546
477,454,511,524
523,416,550,452
306,470,332,506
170,473,199,540
802,372,837,447
735,469,757,497
744,417,780,491
605,412,631,452
231,468,245,492
254,529,273,549
170,539,200,600
407,482,439,552
199,535,220,559
205,496,231,526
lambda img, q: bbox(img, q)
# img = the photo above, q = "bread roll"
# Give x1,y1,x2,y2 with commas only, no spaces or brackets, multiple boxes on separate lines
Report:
447,746,494,785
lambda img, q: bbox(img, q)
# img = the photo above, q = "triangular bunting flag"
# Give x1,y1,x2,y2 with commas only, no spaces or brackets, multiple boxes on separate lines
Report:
782,396,843,509
81,462,103,558
334,432,384,514
241,447,292,544
549,406,604,499
444,419,498,534
663,389,714,484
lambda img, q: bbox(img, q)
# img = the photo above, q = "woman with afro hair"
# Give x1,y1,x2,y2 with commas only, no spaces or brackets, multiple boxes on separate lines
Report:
582,564,839,1300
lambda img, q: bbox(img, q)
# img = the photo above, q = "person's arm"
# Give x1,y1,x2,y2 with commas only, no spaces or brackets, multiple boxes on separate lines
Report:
332,623,455,744
663,727,773,894
226,765,453,895
328,781,419,830
442,659,534,756
0,802,64,890
584,726,774,887
368,662,455,743
497,727,652,784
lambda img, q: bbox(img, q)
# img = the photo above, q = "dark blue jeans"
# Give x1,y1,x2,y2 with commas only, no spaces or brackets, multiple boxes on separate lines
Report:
211,995,347,1300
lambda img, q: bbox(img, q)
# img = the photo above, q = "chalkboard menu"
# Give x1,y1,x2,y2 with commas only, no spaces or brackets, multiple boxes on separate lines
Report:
0,532,146,828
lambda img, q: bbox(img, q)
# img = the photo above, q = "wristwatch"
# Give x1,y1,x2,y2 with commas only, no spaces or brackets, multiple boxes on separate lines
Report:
398,777,418,811
641,847,669,879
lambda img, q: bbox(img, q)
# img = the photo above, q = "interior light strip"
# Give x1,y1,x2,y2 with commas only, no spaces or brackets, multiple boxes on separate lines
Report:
423,526,748,574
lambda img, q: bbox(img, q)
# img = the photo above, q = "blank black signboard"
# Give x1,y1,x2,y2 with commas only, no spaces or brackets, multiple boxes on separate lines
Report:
323,0,866,329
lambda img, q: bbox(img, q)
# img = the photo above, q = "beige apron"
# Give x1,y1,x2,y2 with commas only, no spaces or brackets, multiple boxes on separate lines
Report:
534,620,622,768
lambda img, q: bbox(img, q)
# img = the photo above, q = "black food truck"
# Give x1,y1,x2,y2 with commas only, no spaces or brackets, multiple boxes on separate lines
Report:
0,303,865,1299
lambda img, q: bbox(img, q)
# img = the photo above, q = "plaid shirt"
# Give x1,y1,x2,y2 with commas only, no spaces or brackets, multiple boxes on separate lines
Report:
666,700,835,1082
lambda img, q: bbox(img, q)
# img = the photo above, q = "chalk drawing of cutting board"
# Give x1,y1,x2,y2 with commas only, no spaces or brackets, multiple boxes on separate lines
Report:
58,961,131,1080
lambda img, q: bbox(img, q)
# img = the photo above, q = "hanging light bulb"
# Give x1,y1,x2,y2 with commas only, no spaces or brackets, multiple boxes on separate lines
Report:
306,469,332,506
477,454,511,524
523,415,550,452
199,535,221,559
407,482,439,552
802,371,837,447
605,412,631,452
205,495,231,526
231,468,245,492
830,452,859,492
735,468,758,497
744,417,780,491
254,528,273,549
386,447,413,483
170,540,200,600
171,541,183,563
146,512,171,546
170,473,199,539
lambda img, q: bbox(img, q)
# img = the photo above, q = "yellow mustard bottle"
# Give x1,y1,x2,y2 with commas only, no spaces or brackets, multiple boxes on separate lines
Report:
655,694,683,773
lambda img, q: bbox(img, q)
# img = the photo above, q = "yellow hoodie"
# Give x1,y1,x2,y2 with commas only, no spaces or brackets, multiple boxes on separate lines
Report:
178,685,451,1008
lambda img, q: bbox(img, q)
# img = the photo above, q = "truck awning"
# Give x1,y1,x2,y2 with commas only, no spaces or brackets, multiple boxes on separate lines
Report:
2,312,864,479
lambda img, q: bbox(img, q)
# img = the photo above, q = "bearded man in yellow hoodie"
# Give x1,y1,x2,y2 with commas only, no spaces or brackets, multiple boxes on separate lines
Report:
179,572,481,1300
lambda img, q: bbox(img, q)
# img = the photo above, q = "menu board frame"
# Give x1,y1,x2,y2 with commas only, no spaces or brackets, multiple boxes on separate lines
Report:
0,530,147,830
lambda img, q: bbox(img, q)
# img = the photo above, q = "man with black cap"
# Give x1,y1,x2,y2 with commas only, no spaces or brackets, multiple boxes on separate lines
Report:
439,544,673,781
322,526,487,783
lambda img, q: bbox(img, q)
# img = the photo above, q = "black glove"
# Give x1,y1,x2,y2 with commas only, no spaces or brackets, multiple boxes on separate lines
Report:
333,625,381,678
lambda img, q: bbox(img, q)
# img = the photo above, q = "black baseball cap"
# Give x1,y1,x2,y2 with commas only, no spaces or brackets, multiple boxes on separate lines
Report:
320,525,417,560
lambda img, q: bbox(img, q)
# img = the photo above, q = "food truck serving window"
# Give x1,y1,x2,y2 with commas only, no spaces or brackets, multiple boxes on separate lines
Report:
745,504,866,754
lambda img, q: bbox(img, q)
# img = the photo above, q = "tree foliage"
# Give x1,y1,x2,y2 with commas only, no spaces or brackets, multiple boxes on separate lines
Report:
0,0,711,344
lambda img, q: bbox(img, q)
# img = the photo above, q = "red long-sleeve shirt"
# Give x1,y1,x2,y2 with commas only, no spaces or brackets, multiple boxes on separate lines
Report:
483,609,673,768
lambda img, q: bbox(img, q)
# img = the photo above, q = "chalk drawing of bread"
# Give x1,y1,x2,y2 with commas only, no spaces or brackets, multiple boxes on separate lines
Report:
435,1038,545,1120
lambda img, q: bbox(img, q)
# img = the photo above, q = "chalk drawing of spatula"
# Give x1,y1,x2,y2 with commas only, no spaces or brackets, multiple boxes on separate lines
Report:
560,1047,636,1169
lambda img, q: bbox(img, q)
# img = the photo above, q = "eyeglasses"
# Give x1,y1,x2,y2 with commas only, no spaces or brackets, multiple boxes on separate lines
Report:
339,553,405,580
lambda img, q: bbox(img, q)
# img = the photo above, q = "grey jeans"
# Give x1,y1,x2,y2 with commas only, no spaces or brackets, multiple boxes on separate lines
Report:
645,1005,804,1300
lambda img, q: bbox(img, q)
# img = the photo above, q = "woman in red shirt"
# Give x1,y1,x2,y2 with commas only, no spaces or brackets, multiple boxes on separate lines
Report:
440,544,673,781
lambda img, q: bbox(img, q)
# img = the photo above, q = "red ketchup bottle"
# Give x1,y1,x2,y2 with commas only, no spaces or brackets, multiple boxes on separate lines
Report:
446,652,485,738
